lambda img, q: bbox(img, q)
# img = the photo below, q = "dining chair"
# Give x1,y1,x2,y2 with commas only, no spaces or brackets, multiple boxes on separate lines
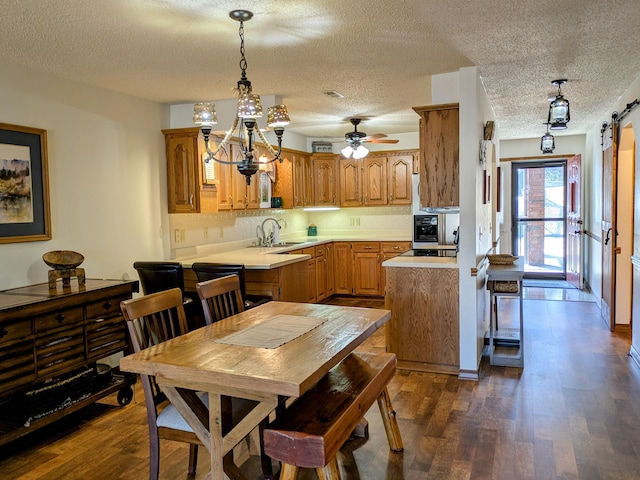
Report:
191,262,271,310
196,275,274,477
133,261,203,329
120,288,265,480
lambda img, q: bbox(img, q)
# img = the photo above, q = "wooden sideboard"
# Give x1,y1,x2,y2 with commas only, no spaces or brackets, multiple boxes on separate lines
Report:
0,279,138,447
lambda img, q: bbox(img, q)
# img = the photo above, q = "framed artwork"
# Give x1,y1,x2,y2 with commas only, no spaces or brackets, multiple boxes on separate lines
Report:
496,166,502,212
0,123,51,243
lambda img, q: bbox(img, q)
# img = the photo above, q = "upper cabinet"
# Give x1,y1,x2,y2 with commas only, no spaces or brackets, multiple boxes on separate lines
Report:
312,154,339,207
163,127,216,214
412,104,459,208
339,152,414,207
273,150,313,209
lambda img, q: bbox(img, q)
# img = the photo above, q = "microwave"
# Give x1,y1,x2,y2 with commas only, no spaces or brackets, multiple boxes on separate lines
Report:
413,215,439,247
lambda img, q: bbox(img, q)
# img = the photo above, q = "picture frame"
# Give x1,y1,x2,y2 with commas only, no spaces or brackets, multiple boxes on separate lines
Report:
0,123,51,244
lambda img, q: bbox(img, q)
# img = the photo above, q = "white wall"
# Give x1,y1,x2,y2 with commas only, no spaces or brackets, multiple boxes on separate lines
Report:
0,61,167,290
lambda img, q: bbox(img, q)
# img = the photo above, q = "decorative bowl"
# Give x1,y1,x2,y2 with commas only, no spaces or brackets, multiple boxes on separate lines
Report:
42,250,85,270
487,254,518,265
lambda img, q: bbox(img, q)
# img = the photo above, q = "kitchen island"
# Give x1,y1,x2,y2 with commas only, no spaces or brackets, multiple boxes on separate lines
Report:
382,254,460,374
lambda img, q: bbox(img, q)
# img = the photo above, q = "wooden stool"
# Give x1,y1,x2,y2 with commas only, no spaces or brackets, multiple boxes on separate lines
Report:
264,352,403,480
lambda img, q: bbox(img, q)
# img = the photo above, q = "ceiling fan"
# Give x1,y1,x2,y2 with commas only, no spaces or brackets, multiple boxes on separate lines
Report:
339,118,399,159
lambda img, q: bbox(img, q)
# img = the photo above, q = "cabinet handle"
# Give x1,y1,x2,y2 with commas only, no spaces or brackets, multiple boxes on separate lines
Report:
56,313,65,323
189,194,193,207
0,327,7,339
364,246,372,250
103,301,112,310
393,246,400,250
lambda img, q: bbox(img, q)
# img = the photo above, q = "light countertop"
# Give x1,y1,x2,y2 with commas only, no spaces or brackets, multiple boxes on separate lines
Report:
177,234,458,270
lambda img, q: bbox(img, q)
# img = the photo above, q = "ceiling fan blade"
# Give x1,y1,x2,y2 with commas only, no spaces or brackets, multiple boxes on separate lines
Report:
367,133,388,139
366,138,399,144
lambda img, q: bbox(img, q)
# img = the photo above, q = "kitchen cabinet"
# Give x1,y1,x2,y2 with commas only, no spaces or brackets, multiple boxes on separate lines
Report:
353,242,382,296
163,127,217,213
0,279,139,447
273,150,313,209
334,242,353,295
412,104,459,208
312,154,339,207
386,153,414,205
339,152,415,207
324,242,335,297
385,266,459,374
333,242,386,297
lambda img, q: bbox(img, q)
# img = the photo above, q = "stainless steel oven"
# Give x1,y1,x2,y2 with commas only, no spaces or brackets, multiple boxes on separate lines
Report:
413,214,438,247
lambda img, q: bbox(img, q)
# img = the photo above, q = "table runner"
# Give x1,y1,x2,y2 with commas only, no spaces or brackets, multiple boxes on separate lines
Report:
216,315,327,349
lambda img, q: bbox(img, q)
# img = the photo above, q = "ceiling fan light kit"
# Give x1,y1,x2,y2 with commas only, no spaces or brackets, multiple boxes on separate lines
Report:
340,118,398,158
193,10,290,185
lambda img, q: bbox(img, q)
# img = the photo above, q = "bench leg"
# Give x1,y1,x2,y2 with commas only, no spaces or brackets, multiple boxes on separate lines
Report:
279,463,299,480
316,458,341,480
377,387,403,452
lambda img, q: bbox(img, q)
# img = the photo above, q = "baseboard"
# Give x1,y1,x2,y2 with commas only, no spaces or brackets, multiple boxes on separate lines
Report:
630,344,640,370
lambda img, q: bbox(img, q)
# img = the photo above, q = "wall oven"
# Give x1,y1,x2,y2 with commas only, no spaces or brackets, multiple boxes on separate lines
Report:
413,214,439,247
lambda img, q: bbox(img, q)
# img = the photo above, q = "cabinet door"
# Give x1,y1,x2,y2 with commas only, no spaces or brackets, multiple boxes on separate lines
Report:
339,159,362,207
353,252,381,296
231,145,250,210
165,132,199,213
416,105,459,207
293,153,312,207
333,242,352,294
313,155,339,206
363,157,387,206
215,144,233,211
387,154,413,205
325,243,335,297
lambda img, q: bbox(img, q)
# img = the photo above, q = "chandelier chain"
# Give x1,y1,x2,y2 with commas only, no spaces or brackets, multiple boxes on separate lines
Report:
238,21,248,82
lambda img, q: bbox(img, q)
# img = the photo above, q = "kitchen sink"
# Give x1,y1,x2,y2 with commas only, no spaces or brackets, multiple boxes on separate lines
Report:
247,242,304,248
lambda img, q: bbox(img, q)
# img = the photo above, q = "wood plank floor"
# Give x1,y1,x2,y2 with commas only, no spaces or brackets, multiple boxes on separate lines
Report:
1,293,639,479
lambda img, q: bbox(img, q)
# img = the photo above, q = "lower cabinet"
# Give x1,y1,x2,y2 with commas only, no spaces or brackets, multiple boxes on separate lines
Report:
353,242,382,296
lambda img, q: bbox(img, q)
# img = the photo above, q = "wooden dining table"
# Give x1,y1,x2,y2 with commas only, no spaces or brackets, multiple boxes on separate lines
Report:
119,301,391,480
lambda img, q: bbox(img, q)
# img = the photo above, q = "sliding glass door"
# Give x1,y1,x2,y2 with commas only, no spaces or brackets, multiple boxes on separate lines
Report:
512,161,566,278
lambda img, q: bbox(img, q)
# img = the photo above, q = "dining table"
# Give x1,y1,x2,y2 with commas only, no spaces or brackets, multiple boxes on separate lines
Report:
119,300,391,480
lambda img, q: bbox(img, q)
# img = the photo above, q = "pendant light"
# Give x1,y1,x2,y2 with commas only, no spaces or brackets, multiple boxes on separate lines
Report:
548,79,570,130
540,123,555,154
193,10,290,185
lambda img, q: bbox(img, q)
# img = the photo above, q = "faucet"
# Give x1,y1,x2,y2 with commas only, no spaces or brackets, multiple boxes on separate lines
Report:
258,218,284,246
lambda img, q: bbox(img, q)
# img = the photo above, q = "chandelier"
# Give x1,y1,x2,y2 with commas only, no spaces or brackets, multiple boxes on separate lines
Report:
193,10,290,185
540,123,555,154
548,79,570,130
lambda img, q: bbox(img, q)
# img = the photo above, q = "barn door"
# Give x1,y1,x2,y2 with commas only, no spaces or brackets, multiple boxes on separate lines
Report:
601,123,617,331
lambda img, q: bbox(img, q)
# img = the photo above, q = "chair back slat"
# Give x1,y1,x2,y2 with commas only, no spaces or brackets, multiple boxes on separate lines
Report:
196,275,245,325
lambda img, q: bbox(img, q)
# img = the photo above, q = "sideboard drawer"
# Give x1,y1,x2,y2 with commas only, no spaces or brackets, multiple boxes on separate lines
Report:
0,340,35,393
35,307,84,333
0,319,32,345
35,326,85,377
86,295,126,319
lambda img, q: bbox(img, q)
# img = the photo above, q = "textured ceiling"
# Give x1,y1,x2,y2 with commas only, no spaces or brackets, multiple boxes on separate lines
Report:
1,0,639,141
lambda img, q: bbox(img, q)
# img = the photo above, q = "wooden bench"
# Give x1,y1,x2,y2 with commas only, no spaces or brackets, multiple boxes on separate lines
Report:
263,351,403,480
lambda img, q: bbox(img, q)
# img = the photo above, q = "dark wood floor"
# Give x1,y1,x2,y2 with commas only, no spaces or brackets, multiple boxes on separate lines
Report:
1,293,639,479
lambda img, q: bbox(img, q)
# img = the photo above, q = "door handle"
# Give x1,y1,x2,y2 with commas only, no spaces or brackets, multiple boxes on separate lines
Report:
604,228,612,245
574,230,581,235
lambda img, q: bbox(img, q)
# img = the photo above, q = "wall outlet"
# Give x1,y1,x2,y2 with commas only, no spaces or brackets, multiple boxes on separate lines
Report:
350,217,361,227
174,229,181,243
204,227,208,238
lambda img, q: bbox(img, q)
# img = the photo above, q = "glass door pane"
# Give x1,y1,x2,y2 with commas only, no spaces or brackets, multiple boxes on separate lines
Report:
512,162,566,278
